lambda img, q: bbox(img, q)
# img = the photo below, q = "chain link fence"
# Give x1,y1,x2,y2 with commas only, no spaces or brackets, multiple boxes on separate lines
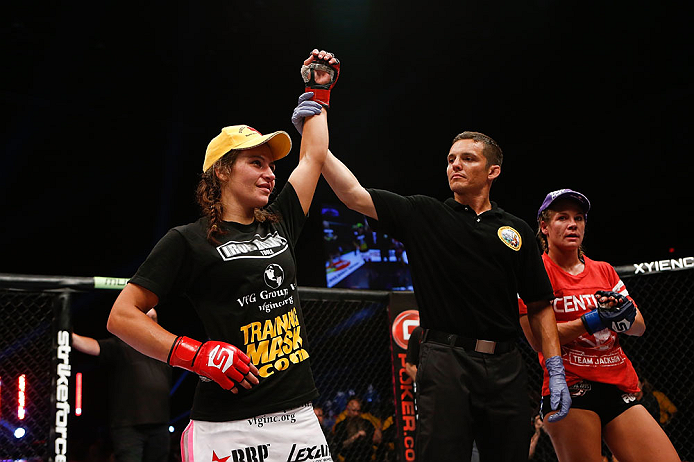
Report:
0,291,57,461
521,266,694,461
300,288,396,461
612,268,692,460
0,268,692,461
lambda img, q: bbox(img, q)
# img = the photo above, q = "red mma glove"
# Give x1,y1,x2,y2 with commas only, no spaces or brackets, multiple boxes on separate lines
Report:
301,49,340,108
167,336,253,391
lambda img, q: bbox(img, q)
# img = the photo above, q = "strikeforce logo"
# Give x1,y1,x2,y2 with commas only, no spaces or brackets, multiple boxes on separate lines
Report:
55,330,71,462
286,444,331,462
207,344,237,374
217,232,288,261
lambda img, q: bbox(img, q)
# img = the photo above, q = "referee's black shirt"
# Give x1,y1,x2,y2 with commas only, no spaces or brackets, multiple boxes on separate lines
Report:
367,189,553,342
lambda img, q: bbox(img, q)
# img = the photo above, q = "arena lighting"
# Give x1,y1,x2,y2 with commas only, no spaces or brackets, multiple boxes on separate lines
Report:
14,427,26,439
75,372,83,416
168,426,175,433
17,374,26,420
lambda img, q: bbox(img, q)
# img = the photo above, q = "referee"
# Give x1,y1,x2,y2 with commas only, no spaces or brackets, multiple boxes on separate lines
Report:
315,131,571,461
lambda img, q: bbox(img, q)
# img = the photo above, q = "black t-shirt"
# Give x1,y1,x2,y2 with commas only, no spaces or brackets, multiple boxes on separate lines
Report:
97,337,172,428
130,183,318,421
367,190,553,341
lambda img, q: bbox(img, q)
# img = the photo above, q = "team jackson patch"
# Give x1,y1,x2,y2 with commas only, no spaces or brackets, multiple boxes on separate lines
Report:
497,226,522,251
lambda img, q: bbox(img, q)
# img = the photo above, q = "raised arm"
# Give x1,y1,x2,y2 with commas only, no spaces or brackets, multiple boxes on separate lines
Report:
322,150,378,220
287,108,328,215
287,49,336,215
288,49,377,220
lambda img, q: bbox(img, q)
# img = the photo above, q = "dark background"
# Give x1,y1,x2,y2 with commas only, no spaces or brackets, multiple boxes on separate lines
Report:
2,1,691,285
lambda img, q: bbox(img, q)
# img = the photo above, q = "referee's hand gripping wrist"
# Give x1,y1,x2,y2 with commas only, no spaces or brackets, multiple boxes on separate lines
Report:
167,336,259,393
291,92,323,135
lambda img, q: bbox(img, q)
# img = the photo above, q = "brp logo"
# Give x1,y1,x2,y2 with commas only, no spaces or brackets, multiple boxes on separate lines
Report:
391,310,420,350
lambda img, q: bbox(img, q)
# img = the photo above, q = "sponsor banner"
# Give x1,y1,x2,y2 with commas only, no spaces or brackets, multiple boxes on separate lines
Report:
55,330,71,462
387,292,419,462
51,292,72,462
615,256,694,276
93,276,128,290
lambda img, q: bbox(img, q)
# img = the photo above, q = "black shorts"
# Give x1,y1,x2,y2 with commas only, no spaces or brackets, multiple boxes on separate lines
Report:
541,380,638,425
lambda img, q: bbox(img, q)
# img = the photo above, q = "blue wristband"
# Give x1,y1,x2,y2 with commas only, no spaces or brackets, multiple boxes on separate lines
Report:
581,309,604,335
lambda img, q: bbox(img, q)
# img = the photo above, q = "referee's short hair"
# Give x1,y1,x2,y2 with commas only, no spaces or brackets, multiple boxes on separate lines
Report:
452,131,503,168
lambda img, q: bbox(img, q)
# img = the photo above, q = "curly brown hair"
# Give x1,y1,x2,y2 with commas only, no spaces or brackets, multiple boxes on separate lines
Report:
195,150,280,244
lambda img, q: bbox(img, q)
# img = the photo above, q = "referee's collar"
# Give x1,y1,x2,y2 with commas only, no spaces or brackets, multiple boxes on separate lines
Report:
445,198,503,217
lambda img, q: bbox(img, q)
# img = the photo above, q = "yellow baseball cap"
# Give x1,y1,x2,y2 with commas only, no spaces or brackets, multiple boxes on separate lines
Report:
203,125,292,172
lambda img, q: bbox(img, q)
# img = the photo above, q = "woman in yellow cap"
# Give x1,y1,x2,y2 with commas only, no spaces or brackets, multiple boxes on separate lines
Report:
107,49,339,462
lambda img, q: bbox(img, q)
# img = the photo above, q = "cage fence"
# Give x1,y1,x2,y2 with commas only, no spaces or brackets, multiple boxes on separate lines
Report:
0,291,60,461
301,288,395,461
1,264,692,461
519,266,694,461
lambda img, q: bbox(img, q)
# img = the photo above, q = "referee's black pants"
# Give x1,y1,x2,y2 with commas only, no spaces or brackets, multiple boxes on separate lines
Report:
416,340,530,461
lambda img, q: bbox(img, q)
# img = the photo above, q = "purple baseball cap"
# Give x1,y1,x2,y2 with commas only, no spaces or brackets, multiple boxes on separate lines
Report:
537,189,591,221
